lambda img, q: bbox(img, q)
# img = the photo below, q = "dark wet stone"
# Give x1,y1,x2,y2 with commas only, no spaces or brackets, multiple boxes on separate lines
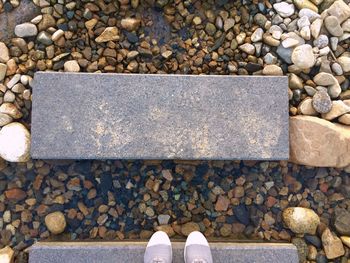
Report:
304,235,322,248
234,204,250,225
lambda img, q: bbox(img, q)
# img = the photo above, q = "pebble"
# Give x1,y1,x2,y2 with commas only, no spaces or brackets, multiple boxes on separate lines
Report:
215,195,230,211
262,65,283,75
312,90,332,113
64,60,80,72
324,16,343,37
334,210,350,235
299,98,318,115
291,44,315,69
313,35,329,49
326,0,350,24
51,29,64,41
45,211,66,234
282,207,320,234
14,23,38,37
273,2,295,17
251,28,264,42
310,19,322,39
322,101,350,120
239,43,255,55
299,9,320,22
340,236,350,248
0,122,30,162
338,56,350,73
0,63,7,82
0,42,10,63
338,114,350,125
121,18,141,31
0,113,13,127
0,246,14,263
321,228,345,259
158,214,170,225
0,103,22,119
95,27,119,43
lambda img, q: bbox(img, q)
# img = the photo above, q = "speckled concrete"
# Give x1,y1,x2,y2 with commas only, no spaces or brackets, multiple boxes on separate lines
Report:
31,72,289,160
29,242,298,263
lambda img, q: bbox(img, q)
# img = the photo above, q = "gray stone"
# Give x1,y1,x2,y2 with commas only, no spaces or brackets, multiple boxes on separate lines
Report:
29,242,299,263
31,72,289,160
14,22,38,37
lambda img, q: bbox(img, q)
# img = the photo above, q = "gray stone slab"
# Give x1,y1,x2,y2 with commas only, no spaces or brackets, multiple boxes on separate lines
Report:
29,242,299,263
31,72,289,160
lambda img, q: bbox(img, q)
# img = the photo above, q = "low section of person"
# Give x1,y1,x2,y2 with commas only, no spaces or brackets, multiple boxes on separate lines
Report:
144,231,213,263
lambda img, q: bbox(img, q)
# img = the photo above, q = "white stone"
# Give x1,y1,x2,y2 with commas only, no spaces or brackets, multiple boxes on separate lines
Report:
291,44,315,69
0,122,31,162
310,18,322,39
273,2,295,17
64,60,80,72
251,28,264,42
239,43,255,55
338,55,350,72
299,8,321,22
14,23,38,38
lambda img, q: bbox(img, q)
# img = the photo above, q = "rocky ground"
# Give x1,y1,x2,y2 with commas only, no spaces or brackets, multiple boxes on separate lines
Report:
0,0,350,262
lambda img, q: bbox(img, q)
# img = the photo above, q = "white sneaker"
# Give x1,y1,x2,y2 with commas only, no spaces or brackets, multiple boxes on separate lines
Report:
184,231,213,263
144,231,172,263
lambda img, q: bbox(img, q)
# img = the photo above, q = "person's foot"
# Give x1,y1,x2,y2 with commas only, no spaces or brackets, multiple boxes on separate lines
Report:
184,231,213,263
144,231,172,263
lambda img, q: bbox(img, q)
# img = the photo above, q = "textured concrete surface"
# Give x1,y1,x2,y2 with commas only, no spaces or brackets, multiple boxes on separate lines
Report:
0,0,40,42
29,242,299,263
31,72,289,160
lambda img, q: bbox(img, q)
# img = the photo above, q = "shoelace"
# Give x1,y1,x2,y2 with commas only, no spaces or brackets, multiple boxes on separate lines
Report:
152,257,165,263
192,259,208,263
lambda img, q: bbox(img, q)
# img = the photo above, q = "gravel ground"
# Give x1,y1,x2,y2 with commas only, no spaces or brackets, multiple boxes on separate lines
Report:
0,0,350,262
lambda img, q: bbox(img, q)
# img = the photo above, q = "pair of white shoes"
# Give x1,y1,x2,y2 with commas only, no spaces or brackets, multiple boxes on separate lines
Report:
144,231,213,263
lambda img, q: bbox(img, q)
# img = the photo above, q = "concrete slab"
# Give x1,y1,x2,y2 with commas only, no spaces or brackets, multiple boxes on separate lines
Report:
29,241,299,263
31,72,289,160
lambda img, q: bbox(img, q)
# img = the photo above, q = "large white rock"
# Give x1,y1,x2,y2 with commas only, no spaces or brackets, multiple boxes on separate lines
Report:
282,207,320,234
0,122,30,162
290,116,350,167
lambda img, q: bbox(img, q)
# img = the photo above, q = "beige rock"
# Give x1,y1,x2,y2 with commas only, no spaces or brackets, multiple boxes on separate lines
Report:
326,0,350,23
45,211,66,234
0,246,14,263
282,207,320,234
0,42,10,63
85,18,98,31
64,60,80,72
95,27,119,43
338,114,350,125
338,55,350,73
299,98,318,116
262,65,283,75
0,103,22,119
294,0,318,12
290,116,350,167
322,228,345,259
321,100,350,120
121,18,141,31
340,236,350,248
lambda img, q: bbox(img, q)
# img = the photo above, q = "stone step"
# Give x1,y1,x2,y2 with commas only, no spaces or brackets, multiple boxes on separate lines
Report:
31,72,288,160
28,241,298,263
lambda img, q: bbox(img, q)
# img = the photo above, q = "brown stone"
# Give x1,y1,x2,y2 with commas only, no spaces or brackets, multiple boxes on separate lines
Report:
5,188,26,201
290,116,350,167
215,195,230,212
155,225,175,237
180,222,200,236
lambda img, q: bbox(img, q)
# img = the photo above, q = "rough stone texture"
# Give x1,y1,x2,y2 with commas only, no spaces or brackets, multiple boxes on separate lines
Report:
290,116,350,167
31,72,289,160
29,242,299,263
282,207,320,235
